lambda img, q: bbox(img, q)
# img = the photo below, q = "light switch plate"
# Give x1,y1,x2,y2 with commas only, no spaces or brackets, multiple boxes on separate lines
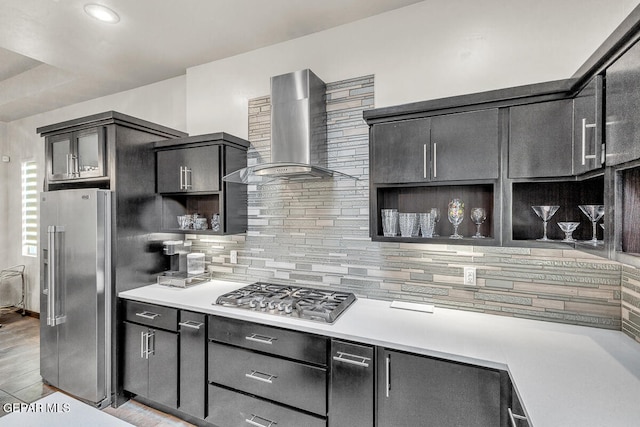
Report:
1,155,9,163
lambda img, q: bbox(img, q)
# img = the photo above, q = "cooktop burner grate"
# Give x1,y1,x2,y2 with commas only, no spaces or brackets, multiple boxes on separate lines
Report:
215,282,356,323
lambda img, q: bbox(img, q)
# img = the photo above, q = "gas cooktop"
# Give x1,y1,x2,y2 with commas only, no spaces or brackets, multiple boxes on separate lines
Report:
215,282,356,324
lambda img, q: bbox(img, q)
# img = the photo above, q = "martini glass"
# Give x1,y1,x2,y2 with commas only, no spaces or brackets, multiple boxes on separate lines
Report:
447,199,464,239
557,222,580,242
531,206,560,241
470,207,487,238
578,205,605,245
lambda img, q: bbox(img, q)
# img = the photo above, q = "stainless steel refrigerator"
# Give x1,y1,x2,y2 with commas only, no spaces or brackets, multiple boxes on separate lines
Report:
39,188,112,408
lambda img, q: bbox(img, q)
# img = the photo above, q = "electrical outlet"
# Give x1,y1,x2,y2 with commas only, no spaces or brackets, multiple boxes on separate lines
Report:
463,266,476,286
230,250,238,264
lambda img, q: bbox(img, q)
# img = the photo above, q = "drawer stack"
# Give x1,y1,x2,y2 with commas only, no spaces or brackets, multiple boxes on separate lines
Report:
206,315,328,427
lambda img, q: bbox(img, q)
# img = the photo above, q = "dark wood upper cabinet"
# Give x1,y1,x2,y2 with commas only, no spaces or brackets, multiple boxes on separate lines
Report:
371,118,431,184
154,133,250,235
605,39,640,166
431,109,499,181
157,145,221,193
508,99,573,179
573,75,604,175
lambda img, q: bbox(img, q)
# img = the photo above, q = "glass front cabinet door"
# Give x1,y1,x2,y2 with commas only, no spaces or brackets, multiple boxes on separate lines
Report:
46,127,106,182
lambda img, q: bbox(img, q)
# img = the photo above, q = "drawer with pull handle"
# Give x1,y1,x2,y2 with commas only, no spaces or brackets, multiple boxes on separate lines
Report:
123,300,178,331
206,384,325,427
209,315,327,365
208,341,327,415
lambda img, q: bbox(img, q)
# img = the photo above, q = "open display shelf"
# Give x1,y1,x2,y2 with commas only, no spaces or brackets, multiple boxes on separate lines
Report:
511,176,605,246
160,194,222,235
373,183,497,243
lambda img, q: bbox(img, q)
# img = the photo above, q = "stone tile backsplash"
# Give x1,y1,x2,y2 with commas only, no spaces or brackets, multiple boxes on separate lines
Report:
190,74,631,334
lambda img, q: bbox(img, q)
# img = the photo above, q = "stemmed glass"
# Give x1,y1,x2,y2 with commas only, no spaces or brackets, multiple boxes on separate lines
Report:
470,207,487,238
557,222,580,242
531,206,560,241
578,205,605,245
430,207,440,237
447,199,464,239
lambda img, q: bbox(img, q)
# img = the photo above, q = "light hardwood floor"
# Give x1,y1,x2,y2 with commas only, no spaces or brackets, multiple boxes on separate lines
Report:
0,310,194,426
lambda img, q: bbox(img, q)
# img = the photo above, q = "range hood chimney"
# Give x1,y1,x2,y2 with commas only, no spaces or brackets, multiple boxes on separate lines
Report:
223,69,354,184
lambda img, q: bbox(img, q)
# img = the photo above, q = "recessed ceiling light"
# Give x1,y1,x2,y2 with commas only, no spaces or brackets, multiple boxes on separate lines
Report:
84,4,120,24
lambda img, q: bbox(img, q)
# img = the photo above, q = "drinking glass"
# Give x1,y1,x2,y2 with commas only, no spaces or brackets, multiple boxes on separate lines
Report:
177,215,192,230
399,213,418,238
419,213,434,238
211,213,221,232
557,222,580,242
381,209,398,237
430,207,441,237
470,207,487,238
447,199,464,239
531,205,560,241
578,205,605,245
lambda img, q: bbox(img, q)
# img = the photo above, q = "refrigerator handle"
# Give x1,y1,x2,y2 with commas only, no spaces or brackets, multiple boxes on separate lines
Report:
47,226,56,327
47,225,66,327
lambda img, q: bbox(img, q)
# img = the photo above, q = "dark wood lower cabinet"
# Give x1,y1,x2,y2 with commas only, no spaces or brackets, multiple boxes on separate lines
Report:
120,307,526,427
122,321,178,409
206,384,325,427
377,348,504,427
178,311,207,419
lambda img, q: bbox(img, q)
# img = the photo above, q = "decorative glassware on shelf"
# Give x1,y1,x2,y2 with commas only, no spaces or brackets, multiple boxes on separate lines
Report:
381,209,398,237
419,212,435,238
447,199,465,239
430,207,440,237
578,205,605,245
470,207,487,239
211,213,221,232
557,222,580,242
399,213,418,238
531,205,560,241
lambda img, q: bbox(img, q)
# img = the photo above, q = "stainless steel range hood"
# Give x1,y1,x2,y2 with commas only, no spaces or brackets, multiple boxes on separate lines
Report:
223,69,354,184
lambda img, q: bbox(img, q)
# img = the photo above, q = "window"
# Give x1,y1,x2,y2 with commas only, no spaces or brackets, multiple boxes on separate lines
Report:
21,160,38,257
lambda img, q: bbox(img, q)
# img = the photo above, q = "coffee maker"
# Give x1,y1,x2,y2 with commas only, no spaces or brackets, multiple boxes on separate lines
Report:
162,240,191,273
157,240,208,288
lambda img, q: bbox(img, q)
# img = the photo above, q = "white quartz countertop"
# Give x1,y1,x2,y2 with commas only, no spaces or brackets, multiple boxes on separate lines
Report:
119,279,640,427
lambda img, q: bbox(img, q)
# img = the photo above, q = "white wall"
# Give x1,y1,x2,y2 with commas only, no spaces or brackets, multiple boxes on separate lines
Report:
186,0,640,137
1,76,186,312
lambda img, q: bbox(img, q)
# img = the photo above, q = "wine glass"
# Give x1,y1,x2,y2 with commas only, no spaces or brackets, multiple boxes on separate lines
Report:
447,199,464,239
430,207,440,237
531,205,560,241
557,222,580,242
470,207,487,238
578,205,605,245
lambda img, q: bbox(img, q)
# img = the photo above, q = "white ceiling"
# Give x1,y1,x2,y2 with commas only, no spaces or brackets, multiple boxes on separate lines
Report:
0,0,423,122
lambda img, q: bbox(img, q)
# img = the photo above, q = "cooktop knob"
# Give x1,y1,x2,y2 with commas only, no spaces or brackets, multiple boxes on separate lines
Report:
284,304,293,314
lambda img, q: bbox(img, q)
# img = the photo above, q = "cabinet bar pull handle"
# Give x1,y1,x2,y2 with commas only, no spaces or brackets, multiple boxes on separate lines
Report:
385,355,391,397
508,408,528,427
140,331,146,359
333,351,371,367
245,414,277,427
145,331,155,359
179,320,204,330
245,370,276,384
582,118,597,165
135,311,160,320
423,144,427,178
432,143,437,178
245,333,276,345
179,166,185,189
185,167,193,189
